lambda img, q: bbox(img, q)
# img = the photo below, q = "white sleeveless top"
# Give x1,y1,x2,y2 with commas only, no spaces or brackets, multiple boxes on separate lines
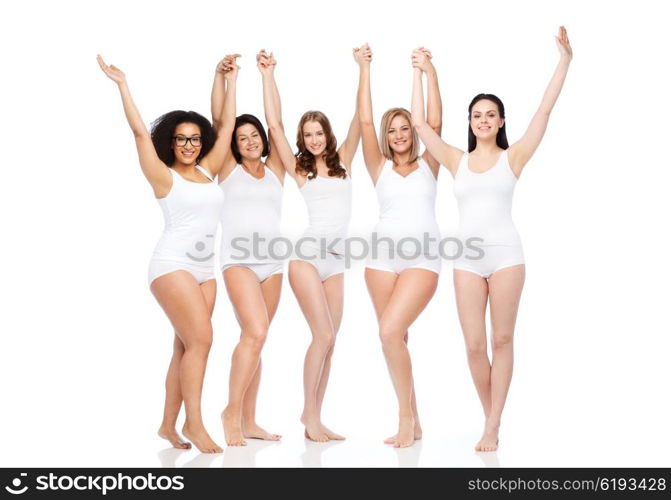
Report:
299,172,352,255
374,157,440,243
219,164,283,264
453,150,521,246
152,164,224,266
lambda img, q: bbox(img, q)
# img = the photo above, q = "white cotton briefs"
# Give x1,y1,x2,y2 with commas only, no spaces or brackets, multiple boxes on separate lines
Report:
148,165,224,285
219,165,284,277
452,150,525,277
367,157,441,275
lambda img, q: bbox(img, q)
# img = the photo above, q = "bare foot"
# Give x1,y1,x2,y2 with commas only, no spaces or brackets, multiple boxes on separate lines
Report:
384,420,422,444
475,425,499,452
181,422,222,453
320,424,345,441
392,416,416,448
301,416,329,442
158,425,191,449
221,410,247,446
242,421,281,441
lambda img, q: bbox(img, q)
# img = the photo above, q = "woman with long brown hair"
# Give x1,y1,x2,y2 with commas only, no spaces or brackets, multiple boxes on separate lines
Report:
257,50,361,442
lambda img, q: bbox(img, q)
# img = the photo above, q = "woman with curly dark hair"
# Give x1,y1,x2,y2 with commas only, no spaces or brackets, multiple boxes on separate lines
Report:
258,50,360,442
97,54,236,453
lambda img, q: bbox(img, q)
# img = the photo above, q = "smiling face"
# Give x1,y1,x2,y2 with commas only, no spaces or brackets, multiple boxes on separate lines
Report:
469,99,504,141
171,122,202,165
302,120,326,157
387,114,413,154
235,123,263,161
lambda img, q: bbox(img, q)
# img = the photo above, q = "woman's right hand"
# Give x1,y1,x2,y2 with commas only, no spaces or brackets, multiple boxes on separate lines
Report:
353,43,372,66
411,47,434,73
97,55,126,85
256,49,275,75
218,54,240,82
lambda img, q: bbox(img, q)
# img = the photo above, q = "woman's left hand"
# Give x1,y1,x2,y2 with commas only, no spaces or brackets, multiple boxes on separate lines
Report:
556,26,572,60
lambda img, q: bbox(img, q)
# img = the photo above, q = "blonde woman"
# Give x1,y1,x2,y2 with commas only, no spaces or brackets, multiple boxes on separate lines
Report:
355,44,443,448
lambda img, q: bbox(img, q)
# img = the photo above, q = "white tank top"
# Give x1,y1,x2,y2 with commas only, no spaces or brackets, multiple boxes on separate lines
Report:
299,172,352,255
453,150,521,246
153,164,224,265
219,165,283,264
374,157,440,240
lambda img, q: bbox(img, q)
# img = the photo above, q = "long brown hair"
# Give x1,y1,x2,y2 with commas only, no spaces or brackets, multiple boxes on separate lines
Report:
295,111,347,179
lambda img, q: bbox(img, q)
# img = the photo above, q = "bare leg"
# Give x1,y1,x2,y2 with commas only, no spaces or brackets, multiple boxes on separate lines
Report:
151,273,221,453
365,269,422,444
314,273,345,440
158,334,191,449
370,268,438,448
241,273,282,441
477,265,525,451
221,267,270,446
289,260,336,442
159,280,217,449
454,270,491,419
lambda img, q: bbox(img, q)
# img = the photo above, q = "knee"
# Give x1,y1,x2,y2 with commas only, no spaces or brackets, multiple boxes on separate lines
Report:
465,339,487,358
492,331,513,350
379,324,403,349
183,327,213,353
313,329,336,350
242,324,269,350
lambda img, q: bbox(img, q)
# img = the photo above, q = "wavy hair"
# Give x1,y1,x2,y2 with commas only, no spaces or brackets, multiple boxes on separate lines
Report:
378,108,420,163
467,94,509,153
295,111,347,179
150,110,215,166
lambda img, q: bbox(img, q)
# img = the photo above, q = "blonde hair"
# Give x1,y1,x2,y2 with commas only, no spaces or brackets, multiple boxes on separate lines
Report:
378,108,419,162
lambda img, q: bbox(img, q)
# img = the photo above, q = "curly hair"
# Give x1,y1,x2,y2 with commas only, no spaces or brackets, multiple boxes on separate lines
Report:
467,94,509,153
231,114,270,164
295,111,347,179
150,110,215,166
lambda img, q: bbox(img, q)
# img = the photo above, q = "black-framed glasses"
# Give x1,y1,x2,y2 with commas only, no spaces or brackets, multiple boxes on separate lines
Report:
173,135,202,147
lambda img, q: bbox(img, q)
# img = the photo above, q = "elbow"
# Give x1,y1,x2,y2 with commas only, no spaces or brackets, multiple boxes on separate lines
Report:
426,118,442,132
359,116,374,128
268,121,284,135
410,117,425,130
133,128,149,140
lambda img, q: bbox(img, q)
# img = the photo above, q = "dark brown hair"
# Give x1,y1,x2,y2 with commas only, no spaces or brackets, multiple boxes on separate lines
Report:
468,94,509,153
295,111,347,179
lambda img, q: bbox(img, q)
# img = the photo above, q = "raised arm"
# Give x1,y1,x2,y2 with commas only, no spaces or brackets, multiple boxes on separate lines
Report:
412,48,442,176
355,44,385,183
201,54,239,180
97,55,171,197
336,105,360,174
411,67,463,177
258,52,299,181
255,51,285,182
508,26,572,177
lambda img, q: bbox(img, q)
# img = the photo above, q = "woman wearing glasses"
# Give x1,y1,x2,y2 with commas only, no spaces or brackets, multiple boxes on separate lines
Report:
97,55,236,453
411,27,572,451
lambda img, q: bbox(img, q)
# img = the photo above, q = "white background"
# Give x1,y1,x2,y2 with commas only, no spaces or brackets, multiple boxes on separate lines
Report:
1,0,670,467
